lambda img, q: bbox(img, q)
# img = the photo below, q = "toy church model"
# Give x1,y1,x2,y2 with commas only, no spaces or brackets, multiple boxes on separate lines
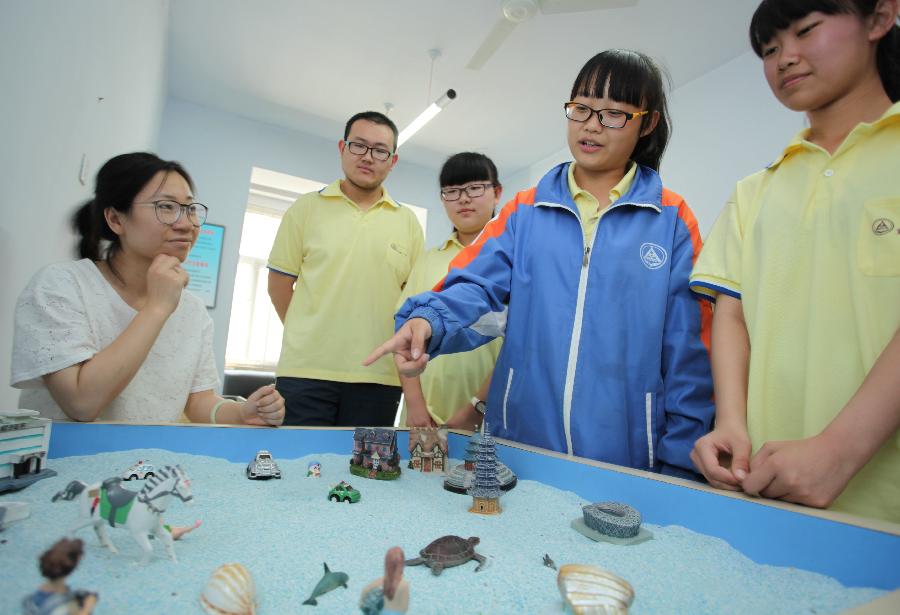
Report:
468,422,502,515
408,426,448,473
351,427,401,480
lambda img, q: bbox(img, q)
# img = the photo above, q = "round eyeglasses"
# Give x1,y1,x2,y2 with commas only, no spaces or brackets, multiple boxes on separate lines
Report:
135,200,209,227
564,102,649,129
345,141,394,162
440,183,494,202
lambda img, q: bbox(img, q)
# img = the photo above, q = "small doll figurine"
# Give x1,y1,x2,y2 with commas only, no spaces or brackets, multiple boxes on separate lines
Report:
22,538,98,615
359,546,409,614
307,461,322,478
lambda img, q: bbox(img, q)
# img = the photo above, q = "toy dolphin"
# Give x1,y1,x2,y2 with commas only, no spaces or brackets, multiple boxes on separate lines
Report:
303,562,349,606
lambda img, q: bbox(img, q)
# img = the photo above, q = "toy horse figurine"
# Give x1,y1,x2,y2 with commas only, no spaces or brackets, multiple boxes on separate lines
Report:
52,465,193,564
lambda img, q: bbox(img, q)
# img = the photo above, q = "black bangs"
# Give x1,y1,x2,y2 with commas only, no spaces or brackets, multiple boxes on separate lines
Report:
750,0,857,56
439,152,499,188
569,49,671,171
570,49,653,107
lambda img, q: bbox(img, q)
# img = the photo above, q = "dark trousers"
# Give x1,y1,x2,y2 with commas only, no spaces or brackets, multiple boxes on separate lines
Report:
276,377,401,427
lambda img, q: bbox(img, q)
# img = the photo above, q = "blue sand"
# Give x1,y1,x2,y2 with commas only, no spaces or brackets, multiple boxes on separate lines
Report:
0,447,888,614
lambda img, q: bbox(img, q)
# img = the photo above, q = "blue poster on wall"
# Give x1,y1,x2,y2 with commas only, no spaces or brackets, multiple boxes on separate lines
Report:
184,223,225,308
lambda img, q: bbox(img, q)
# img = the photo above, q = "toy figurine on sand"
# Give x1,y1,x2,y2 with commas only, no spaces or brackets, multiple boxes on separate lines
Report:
350,428,401,480
22,538,98,615
307,461,322,478
52,465,194,563
360,547,409,614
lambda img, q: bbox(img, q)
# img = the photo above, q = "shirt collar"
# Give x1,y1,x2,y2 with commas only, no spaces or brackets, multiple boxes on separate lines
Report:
439,231,465,251
767,101,900,170
320,179,399,209
567,161,638,205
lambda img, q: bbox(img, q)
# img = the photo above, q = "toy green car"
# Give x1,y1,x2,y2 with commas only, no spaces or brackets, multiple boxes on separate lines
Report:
328,481,360,503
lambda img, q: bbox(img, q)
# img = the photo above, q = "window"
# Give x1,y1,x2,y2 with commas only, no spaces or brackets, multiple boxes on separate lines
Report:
225,167,427,371
225,168,326,370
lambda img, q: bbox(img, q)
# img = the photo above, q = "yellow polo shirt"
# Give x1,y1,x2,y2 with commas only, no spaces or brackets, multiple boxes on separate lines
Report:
690,102,900,523
268,180,424,386
568,161,637,245
397,233,502,425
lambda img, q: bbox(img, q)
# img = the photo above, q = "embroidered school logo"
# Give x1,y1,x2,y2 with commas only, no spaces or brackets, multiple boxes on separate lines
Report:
640,243,667,270
872,218,894,235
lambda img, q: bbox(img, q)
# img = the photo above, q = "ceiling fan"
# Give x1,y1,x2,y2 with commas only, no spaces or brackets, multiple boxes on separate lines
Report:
466,0,639,70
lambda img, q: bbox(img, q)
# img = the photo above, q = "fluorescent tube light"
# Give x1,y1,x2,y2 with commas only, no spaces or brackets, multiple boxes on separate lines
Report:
397,89,456,147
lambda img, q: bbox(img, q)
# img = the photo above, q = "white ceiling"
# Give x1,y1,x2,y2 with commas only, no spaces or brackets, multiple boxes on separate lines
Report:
167,0,760,176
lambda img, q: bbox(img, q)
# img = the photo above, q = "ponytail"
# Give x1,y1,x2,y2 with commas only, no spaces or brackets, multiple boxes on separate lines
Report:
71,199,101,261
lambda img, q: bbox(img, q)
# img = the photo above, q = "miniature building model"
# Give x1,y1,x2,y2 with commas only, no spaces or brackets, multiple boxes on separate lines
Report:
444,429,517,494
0,409,57,493
351,427,401,479
408,427,448,473
468,423,502,515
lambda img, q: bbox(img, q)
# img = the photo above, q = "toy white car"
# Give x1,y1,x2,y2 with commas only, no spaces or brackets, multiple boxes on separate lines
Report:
121,460,156,481
246,450,282,480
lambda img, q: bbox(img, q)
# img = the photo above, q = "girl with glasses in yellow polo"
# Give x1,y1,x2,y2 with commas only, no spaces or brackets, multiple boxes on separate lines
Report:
397,152,504,430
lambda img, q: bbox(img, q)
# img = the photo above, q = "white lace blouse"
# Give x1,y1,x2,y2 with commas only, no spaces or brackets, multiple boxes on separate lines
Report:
11,259,218,422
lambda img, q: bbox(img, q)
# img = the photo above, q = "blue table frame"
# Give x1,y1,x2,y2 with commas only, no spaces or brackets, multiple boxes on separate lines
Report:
48,422,900,596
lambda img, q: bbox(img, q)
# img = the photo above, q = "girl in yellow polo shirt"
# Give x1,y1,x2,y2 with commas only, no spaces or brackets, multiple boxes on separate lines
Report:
398,153,503,428
690,0,900,523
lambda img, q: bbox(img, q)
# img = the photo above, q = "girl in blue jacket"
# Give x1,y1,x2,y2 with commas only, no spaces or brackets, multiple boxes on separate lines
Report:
367,50,714,478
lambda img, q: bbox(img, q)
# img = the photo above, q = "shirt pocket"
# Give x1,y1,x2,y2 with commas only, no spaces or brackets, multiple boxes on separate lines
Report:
857,198,900,277
385,240,412,285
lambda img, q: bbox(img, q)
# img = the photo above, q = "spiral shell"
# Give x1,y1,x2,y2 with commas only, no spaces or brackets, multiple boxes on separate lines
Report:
200,563,257,615
557,564,635,614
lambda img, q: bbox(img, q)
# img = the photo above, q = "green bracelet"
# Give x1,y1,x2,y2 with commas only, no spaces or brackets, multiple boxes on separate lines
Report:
209,399,229,424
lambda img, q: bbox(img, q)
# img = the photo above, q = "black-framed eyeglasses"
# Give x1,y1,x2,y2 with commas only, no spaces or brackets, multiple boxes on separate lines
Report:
134,200,209,227
440,183,494,202
345,141,394,162
564,102,649,129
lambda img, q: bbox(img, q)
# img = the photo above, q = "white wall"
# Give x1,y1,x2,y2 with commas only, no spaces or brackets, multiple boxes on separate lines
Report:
505,51,804,236
0,1,170,408
157,98,450,381
662,51,803,234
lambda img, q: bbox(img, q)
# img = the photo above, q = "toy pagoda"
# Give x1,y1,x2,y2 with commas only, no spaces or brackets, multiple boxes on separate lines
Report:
444,428,517,494
468,422,502,515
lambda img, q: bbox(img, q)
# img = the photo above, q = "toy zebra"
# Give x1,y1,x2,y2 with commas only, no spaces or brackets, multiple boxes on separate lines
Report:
52,464,193,564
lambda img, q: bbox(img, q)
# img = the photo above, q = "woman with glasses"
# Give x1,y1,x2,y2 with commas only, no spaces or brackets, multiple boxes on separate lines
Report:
398,153,503,429
368,50,714,478
11,152,285,425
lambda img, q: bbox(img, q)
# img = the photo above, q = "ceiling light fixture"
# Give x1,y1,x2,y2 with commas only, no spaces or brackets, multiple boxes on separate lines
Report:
397,89,456,147
397,49,457,148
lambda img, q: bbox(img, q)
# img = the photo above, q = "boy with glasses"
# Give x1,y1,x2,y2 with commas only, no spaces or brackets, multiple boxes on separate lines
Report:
268,111,424,426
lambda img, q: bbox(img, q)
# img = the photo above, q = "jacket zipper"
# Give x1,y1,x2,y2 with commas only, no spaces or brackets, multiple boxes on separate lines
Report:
536,188,661,456
645,392,654,468
534,201,600,457
502,368,514,431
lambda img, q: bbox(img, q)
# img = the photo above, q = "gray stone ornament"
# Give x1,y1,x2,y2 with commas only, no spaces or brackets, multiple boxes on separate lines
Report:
571,501,654,546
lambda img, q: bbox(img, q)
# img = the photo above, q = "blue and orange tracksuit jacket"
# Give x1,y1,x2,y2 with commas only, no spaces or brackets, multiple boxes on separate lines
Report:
396,162,714,477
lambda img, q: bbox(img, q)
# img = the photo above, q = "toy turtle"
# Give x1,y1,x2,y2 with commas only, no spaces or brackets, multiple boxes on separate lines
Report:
405,535,486,576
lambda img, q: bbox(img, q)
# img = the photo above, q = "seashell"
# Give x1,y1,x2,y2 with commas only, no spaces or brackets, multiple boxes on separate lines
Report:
557,563,635,614
200,563,257,615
